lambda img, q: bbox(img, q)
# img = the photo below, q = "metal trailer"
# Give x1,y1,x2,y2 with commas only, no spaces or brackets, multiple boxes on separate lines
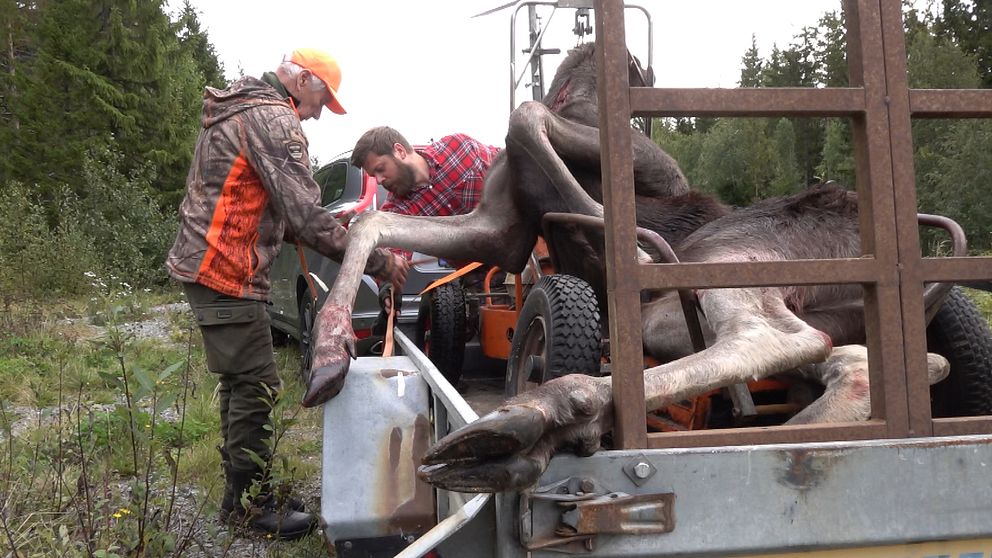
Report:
323,333,992,558
321,0,992,556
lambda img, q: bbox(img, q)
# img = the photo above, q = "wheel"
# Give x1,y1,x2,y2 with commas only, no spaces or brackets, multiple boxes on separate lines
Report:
505,274,602,397
928,287,992,417
415,283,468,384
299,295,316,374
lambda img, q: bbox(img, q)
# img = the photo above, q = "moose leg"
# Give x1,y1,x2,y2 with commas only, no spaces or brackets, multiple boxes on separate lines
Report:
506,102,604,218
507,101,675,262
420,281,954,492
640,287,834,410
303,197,531,407
506,101,689,217
787,345,950,424
420,286,834,493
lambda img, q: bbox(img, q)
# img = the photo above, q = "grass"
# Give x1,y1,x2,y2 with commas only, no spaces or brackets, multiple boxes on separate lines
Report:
965,287,992,323
0,280,326,557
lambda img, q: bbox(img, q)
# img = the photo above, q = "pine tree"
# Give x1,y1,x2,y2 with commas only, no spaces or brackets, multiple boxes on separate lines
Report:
818,119,855,186
816,10,848,87
0,0,223,287
174,1,225,89
770,118,802,195
652,118,705,186
739,35,763,87
906,23,987,251
0,1,30,182
932,119,992,250
2,0,220,205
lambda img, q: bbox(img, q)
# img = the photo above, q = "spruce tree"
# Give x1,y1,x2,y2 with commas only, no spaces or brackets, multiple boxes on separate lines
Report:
739,35,763,87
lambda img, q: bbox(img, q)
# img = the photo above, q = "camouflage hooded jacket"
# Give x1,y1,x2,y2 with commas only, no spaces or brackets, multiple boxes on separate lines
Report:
166,75,390,300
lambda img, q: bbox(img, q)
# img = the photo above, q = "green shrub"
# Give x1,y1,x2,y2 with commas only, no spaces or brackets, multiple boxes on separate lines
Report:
83,408,211,450
0,143,178,298
0,182,103,297
74,146,178,287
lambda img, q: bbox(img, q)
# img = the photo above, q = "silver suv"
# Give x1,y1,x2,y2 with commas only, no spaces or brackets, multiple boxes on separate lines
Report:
267,152,451,356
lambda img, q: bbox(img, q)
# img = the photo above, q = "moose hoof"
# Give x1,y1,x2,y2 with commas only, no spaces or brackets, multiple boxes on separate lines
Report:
422,405,547,466
418,454,545,493
301,361,350,407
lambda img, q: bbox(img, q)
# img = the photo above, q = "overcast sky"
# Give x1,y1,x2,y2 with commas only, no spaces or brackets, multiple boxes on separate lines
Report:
171,1,847,162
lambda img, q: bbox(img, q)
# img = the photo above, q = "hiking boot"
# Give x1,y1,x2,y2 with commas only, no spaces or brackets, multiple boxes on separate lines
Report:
220,448,306,513
221,468,317,540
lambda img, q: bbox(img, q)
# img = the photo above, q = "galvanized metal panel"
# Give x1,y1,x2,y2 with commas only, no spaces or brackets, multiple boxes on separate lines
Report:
321,356,435,544
504,436,992,557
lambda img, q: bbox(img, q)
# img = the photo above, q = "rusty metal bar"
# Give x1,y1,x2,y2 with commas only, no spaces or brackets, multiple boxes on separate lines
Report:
909,89,992,118
647,421,890,449
629,87,866,117
880,0,934,437
594,0,645,449
637,259,881,290
918,214,969,256
920,257,992,282
933,417,992,437
842,0,888,431
847,0,911,437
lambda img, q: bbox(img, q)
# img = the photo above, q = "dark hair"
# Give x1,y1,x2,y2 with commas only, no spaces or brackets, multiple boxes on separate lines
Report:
351,126,413,168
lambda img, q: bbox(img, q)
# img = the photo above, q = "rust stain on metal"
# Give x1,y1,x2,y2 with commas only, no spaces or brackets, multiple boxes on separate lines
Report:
373,426,402,533
378,368,412,379
388,413,435,533
777,449,832,492
373,393,434,535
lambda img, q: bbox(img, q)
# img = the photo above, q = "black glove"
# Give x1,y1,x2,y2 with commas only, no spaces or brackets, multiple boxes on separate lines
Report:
378,283,403,314
372,284,403,336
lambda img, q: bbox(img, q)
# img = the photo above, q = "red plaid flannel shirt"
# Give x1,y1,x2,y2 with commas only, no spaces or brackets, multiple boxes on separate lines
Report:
380,133,501,259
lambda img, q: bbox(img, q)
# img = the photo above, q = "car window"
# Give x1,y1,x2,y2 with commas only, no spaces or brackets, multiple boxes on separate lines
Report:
314,162,349,207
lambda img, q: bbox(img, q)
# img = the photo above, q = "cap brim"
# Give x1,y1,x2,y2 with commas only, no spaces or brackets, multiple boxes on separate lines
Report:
326,87,346,115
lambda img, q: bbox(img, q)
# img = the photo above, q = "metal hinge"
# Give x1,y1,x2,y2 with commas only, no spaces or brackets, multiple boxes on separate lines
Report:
519,477,675,553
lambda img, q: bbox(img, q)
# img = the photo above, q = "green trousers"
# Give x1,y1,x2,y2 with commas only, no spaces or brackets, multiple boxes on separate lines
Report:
183,282,280,473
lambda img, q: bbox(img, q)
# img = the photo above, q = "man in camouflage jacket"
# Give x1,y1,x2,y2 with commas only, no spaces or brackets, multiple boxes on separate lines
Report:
167,48,407,540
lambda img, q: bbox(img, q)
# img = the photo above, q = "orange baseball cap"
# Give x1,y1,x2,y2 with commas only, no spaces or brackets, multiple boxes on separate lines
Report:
289,48,346,115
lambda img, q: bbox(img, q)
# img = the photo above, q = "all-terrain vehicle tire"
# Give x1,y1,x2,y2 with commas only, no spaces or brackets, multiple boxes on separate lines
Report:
505,274,602,397
415,283,468,385
928,287,992,417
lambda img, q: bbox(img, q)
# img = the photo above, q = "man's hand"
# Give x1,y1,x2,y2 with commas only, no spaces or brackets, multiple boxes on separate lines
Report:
378,283,402,314
385,253,409,294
